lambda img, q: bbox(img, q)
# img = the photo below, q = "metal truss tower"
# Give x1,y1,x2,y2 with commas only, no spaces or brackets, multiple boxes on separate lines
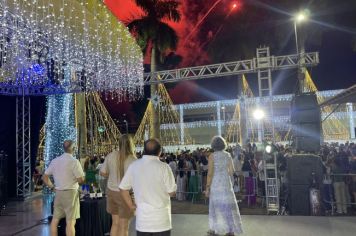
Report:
16,96,31,198
256,47,275,141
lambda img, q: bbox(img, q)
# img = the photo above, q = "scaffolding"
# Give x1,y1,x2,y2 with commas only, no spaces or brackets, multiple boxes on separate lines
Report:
16,96,31,198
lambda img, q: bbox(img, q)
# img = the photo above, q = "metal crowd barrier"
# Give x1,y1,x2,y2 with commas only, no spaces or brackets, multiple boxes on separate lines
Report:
174,169,205,204
322,173,356,215
173,169,259,206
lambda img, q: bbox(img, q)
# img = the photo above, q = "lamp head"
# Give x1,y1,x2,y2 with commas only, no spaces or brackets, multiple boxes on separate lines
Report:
253,109,265,120
295,9,309,23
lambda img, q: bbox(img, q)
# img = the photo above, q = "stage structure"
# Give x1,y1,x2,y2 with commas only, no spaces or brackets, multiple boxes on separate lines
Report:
142,47,319,147
0,0,143,198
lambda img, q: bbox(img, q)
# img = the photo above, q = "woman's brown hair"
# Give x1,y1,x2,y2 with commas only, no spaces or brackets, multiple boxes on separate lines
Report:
117,134,135,180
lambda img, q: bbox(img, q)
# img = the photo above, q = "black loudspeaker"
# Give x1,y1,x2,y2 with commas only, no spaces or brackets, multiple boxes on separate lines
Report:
291,93,321,153
287,154,323,215
288,185,310,215
287,154,323,185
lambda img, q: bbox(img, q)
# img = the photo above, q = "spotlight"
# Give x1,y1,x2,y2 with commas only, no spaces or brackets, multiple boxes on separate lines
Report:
265,144,272,154
253,109,265,120
295,9,309,23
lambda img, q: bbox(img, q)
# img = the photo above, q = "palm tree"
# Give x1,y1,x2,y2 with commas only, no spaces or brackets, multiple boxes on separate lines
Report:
128,0,181,139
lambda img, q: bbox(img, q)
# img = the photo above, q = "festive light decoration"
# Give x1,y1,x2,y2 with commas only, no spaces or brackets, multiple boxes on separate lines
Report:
39,91,121,162
44,93,77,167
304,70,349,140
85,92,121,155
134,84,193,146
0,0,143,99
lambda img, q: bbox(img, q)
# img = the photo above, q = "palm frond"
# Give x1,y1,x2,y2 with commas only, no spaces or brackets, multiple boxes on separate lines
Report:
135,0,159,15
155,21,178,52
127,18,153,52
155,0,181,22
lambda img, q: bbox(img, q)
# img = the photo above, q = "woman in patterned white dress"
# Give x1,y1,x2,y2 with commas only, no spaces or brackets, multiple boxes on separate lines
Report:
206,136,243,236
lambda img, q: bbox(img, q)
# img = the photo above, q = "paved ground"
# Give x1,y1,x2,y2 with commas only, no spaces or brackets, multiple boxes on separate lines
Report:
1,195,356,236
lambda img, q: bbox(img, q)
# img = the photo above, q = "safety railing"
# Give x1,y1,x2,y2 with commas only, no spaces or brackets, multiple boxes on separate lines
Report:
172,169,259,206
174,169,205,203
322,173,356,215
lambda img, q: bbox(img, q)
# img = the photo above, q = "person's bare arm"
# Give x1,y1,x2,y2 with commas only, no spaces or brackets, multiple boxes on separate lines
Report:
42,174,55,190
228,155,235,177
100,171,109,178
120,189,136,211
119,165,135,211
77,176,85,184
73,160,85,185
206,154,214,197
164,165,177,197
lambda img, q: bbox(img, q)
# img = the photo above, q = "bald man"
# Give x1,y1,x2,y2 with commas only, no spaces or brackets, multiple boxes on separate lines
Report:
43,140,85,236
120,139,177,236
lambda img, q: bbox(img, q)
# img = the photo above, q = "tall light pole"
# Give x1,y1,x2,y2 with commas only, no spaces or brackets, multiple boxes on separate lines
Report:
123,120,129,134
221,106,226,121
294,10,309,94
253,108,265,143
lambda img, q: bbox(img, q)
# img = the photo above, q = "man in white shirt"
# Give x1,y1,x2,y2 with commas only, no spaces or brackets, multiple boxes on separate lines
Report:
119,139,177,236
42,140,85,236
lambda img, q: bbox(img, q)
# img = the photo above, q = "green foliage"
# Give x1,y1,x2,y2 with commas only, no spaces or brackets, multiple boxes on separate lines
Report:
129,0,181,63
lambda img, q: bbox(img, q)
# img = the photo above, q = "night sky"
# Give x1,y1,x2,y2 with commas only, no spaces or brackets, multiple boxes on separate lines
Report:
103,0,356,124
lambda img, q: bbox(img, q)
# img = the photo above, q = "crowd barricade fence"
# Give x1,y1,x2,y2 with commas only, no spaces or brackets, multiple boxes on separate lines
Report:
173,169,260,207
322,173,356,215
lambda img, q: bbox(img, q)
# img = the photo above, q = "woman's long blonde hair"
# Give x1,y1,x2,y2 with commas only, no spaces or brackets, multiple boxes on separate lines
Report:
117,134,135,180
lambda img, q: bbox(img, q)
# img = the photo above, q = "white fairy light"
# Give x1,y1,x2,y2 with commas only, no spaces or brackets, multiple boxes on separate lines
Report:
0,0,143,99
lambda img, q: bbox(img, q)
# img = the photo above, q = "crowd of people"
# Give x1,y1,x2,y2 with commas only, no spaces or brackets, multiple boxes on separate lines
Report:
139,141,356,214
319,142,356,214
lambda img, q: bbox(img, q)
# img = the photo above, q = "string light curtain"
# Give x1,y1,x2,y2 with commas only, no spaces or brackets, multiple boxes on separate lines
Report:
44,94,77,166
0,0,143,100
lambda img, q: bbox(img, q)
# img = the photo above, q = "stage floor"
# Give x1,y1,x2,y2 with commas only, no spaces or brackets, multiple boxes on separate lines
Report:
1,196,356,236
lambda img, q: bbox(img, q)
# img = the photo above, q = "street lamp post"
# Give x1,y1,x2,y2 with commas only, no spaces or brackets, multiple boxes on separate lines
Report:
221,106,226,121
123,120,129,134
253,108,265,143
294,10,309,94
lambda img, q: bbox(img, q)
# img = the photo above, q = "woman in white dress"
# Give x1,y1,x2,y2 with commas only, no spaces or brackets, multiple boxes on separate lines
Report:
206,136,243,236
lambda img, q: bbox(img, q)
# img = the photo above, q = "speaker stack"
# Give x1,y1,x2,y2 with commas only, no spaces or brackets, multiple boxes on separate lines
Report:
287,154,323,215
291,92,321,153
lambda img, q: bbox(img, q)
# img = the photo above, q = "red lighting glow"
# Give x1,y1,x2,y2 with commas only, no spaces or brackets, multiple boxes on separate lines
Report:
231,1,242,11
